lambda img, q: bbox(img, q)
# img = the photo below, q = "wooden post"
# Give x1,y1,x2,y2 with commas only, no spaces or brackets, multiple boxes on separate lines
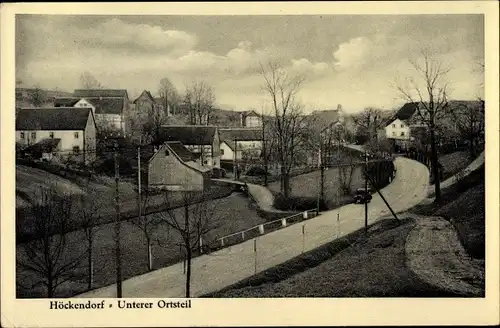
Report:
114,141,122,298
364,150,369,235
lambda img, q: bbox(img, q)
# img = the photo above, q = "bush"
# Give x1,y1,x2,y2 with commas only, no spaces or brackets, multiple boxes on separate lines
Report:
245,166,269,177
364,159,395,189
273,193,327,212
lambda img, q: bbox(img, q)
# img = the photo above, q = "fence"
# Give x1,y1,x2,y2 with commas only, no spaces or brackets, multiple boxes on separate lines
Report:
204,208,320,252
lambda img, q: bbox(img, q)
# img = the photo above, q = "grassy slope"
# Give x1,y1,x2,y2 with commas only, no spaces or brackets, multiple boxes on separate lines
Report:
17,193,267,298
414,164,485,259
208,218,457,297
438,151,473,181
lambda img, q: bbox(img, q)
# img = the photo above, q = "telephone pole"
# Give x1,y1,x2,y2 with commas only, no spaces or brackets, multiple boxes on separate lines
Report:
233,137,238,180
114,141,122,298
364,149,369,235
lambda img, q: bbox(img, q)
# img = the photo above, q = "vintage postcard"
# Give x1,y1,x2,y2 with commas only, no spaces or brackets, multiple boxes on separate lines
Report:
1,1,499,327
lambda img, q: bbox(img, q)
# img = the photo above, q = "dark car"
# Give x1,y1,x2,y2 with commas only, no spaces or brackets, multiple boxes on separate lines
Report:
353,188,372,204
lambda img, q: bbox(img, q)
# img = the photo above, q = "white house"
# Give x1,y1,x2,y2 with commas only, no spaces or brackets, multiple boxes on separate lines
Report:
219,128,262,161
385,118,411,140
15,107,97,163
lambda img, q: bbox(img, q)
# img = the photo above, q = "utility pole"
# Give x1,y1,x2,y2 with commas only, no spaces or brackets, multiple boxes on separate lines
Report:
364,149,369,235
114,141,122,298
233,137,238,180
317,131,324,214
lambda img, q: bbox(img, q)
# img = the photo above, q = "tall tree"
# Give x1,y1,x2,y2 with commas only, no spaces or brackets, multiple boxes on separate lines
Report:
158,77,180,116
451,101,485,158
395,48,451,202
17,187,83,297
29,85,46,107
80,71,103,89
352,107,386,142
154,190,219,297
184,80,216,125
260,61,307,198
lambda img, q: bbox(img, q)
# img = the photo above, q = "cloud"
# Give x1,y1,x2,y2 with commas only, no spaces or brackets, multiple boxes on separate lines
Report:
333,36,373,70
290,58,329,76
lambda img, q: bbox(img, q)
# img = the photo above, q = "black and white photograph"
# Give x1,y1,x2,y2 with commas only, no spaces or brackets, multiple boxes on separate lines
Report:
2,1,499,327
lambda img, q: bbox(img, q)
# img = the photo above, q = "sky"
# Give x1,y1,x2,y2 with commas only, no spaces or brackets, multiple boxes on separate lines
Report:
16,14,484,113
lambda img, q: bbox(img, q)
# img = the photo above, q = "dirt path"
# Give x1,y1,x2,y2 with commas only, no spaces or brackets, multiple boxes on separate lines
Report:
405,216,485,296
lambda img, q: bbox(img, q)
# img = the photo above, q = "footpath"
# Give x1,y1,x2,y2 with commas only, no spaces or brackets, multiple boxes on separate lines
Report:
407,153,486,295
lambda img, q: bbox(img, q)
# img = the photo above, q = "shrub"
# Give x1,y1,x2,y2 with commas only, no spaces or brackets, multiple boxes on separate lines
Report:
245,166,269,177
273,193,327,212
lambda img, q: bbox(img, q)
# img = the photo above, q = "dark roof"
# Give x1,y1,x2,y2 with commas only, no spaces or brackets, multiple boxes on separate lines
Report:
133,90,155,104
394,102,419,121
165,141,197,162
308,109,342,134
86,98,124,114
241,110,260,118
53,97,80,107
158,125,217,145
16,107,92,131
73,89,128,98
219,128,262,145
25,138,61,155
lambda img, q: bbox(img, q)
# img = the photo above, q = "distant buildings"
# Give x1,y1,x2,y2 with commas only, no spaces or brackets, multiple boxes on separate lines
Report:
53,89,129,134
239,110,262,128
218,128,263,161
15,107,97,164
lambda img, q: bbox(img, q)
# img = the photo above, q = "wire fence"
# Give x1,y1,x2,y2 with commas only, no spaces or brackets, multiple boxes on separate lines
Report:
204,208,320,252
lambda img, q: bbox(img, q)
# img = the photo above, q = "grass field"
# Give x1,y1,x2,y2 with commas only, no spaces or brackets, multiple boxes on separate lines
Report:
438,151,473,181
207,217,458,297
267,165,365,208
16,193,266,298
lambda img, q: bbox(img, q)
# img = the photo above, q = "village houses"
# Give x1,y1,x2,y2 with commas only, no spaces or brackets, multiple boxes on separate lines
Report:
157,125,221,168
15,107,97,164
239,110,262,128
218,128,263,161
53,89,129,134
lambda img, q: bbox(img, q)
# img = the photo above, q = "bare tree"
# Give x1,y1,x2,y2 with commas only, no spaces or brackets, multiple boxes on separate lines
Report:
129,189,164,271
394,48,451,202
29,86,46,107
76,191,103,291
154,190,219,297
260,61,307,198
352,107,386,142
184,80,216,125
17,187,83,297
80,71,103,89
158,77,180,116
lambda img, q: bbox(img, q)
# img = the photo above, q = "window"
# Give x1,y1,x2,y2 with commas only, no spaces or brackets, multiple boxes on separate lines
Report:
400,132,405,136
400,124,404,128
49,132,54,138
392,124,396,128
31,132,36,140
20,132,25,139
221,149,224,155
164,150,169,156
204,160,208,165
74,132,79,139
392,132,396,136
73,146,80,154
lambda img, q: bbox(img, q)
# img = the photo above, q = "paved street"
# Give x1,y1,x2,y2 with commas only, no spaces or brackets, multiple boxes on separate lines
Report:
76,157,429,298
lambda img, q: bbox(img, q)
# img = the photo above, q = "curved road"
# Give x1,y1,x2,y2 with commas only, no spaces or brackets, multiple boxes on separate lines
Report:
76,156,429,298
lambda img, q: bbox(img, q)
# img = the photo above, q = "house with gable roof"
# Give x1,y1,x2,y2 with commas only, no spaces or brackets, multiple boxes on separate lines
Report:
146,141,211,191
157,125,221,168
218,128,263,161
15,107,97,164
